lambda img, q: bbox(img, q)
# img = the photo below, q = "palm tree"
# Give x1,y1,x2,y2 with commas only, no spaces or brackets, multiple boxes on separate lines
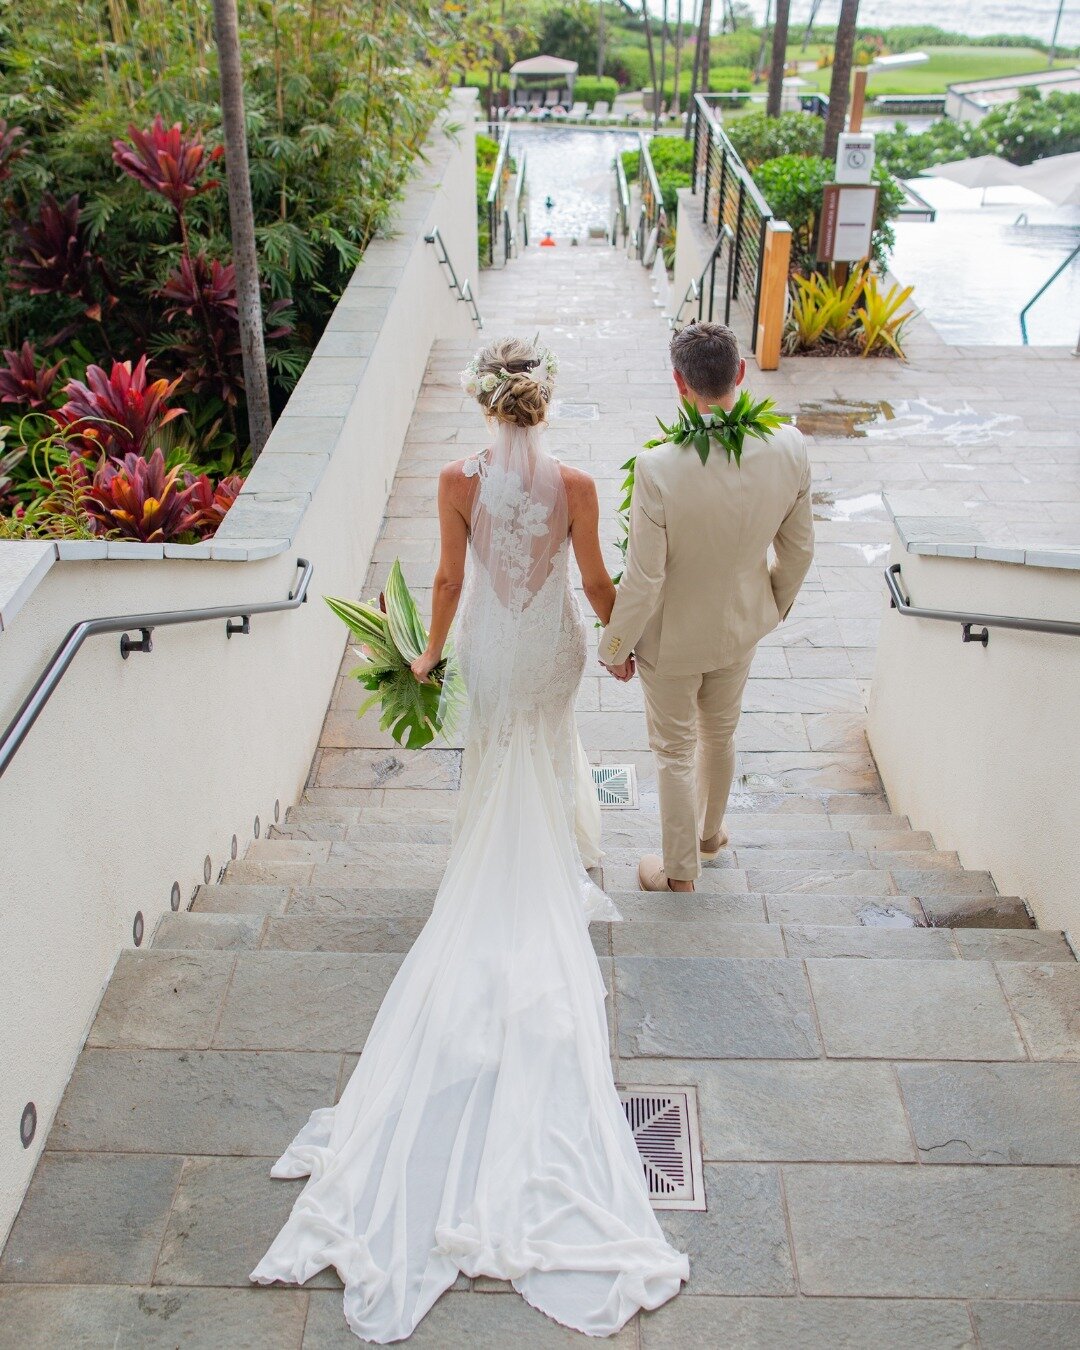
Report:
823,0,860,161
212,0,272,457
672,0,684,121
641,1,660,131
766,0,791,118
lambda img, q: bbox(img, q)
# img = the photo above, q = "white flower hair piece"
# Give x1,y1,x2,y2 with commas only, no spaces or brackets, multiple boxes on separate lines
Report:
459,339,559,405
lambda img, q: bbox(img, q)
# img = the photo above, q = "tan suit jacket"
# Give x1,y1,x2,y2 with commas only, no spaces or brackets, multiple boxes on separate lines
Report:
599,421,814,677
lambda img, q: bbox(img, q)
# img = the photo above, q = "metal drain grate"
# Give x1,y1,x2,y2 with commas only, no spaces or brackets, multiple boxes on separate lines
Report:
551,400,599,421
591,764,638,809
618,1086,705,1210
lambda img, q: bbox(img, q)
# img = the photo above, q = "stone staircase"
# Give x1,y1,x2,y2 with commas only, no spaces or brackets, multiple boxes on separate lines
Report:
3,248,1079,1346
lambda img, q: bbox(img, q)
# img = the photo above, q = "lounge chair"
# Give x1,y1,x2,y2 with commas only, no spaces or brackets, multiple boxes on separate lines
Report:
567,101,588,122
587,100,610,123
544,90,559,108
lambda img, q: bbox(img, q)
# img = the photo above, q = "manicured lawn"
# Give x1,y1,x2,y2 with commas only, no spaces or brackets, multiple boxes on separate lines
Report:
787,46,1073,95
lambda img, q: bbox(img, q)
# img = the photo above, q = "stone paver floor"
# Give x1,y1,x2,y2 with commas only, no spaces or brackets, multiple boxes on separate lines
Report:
2,244,1079,1347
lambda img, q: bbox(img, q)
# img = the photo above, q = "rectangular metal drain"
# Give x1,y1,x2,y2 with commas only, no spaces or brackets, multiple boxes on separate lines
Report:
591,764,638,809
618,1086,705,1210
551,400,598,421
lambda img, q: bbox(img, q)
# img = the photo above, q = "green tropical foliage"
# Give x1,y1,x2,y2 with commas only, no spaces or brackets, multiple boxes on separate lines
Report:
876,91,1080,177
752,155,905,274
612,392,787,579
0,0,495,535
326,561,462,751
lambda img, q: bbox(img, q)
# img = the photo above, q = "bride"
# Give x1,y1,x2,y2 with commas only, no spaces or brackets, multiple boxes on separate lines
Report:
250,336,689,1341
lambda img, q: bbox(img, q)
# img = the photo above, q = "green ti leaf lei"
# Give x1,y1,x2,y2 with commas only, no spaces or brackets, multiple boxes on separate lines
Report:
612,391,788,584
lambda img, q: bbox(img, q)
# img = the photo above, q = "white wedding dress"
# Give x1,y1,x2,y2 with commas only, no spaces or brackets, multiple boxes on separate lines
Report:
250,423,688,1341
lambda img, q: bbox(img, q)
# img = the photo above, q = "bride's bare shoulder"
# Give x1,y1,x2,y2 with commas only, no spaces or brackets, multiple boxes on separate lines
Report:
439,455,480,498
559,462,598,507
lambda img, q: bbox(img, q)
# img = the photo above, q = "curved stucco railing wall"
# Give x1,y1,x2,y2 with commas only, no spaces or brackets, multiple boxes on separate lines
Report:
0,89,479,1242
869,528,1080,940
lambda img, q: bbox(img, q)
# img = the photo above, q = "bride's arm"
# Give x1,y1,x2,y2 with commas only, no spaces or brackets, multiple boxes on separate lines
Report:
411,464,469,682
568,472,617,624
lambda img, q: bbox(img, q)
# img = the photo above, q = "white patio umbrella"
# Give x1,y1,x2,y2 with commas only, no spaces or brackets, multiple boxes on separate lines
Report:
925,154,1025,191
1011,152,1080,206
924,154,1028,206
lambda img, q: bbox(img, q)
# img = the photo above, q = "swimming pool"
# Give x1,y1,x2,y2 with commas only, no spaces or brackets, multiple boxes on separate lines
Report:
505,126,640,244
890,176,1080,347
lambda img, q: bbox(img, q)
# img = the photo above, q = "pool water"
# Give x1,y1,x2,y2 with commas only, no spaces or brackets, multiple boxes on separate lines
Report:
506,126,640,244
891,176,1080,347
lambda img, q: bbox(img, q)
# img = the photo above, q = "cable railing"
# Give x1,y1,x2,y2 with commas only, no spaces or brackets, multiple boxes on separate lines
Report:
1019,241,1080,347
885,563,1080,646
691,93,773,353
424,228,483,329
0,558,313,780
485,131,514,267
669,224,735,329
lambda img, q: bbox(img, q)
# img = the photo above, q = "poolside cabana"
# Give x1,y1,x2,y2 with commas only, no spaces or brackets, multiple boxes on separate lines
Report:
508,54,578,112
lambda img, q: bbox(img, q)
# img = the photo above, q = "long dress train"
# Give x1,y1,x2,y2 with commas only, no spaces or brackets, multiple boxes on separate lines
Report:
250,424,688,1341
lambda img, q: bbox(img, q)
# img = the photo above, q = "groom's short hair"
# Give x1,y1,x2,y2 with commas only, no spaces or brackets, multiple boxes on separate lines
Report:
669,322,741,400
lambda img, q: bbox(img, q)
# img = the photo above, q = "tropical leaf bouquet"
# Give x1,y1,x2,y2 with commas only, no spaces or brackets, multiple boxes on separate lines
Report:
613,390,787,582
325,561,462,750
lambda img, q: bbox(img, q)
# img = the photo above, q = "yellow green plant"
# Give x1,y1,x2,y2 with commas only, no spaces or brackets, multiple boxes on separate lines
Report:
822,266,867,340
787,272,838,351
855,274,917,359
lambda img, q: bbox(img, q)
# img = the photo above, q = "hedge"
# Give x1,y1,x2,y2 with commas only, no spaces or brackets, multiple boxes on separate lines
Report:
573,75,619,107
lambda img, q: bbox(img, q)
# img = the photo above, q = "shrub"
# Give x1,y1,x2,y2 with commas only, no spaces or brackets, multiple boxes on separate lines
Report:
726,112,826,170
752,155,903,274
876,90,1080,176
573,76,619,108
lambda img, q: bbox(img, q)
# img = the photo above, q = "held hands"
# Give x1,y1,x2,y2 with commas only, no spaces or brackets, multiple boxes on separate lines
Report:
600,655,636,683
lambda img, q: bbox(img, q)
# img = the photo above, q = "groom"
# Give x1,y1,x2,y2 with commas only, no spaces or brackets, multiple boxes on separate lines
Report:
599,322,814,893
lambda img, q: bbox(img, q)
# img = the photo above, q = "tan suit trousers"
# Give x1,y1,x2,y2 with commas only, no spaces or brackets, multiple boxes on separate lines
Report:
638,649,755,882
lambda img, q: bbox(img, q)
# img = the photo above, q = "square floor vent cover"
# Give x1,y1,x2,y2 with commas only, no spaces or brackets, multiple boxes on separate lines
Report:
618,1085,705,1210
591,764,638,809
551,401,598,421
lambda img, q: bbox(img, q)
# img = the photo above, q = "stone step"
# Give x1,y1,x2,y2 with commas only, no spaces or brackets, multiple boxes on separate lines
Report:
298,786,899,817
154,910,1075,964
76,947,1080,1065
283,802,916,835
247,838,964,876
191,878,1036,933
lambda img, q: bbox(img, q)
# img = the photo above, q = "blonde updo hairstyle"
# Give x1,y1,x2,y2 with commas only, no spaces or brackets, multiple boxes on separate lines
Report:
460,335,556,429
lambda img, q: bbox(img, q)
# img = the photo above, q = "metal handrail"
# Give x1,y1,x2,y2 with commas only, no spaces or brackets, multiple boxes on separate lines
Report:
614,153,631,245
485,133,513,267
0,557,312,780
637,133,665,265
885,562,1080,647
669,224,734,328
1019,242,1080,346
509,147,528,258
424,228,483,328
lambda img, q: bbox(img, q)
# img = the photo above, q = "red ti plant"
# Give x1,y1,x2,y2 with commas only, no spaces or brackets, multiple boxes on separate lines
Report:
0,342,63,410
9,193,105,319
85,447,202,542
183,469,244,532
0,119,24,182
112,115,223,231
54,355,186,458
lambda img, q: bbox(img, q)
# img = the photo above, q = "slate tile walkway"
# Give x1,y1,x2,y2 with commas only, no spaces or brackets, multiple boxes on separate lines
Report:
2,244,1079,1347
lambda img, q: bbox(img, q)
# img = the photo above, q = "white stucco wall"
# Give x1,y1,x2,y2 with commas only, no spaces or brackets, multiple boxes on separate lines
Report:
0,92,479,1241
868,537,1080,938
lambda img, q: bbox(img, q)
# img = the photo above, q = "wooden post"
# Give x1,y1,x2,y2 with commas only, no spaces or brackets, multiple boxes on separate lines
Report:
850,66,868,131
755,220,791,371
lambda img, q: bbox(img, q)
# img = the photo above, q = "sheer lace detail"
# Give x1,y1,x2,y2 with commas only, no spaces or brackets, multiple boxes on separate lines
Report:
249,422,684,1343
